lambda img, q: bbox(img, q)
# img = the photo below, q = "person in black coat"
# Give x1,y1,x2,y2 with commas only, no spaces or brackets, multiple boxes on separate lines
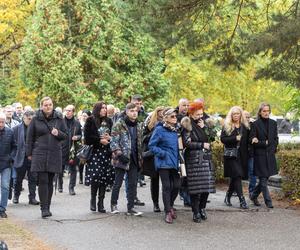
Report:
249,103,278,208
12,110,39,205
59,105,82,195
26,97,67,218
181,102,216,223
221,106,249,209
142,106,164,213
84,102,114,213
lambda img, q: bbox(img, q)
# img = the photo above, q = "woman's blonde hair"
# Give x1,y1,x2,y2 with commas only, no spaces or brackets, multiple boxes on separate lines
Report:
223,106,249,135
148,106,165,130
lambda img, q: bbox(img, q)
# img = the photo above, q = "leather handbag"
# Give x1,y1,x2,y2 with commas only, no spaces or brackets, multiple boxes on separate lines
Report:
223,147,238,158
76,144,93,162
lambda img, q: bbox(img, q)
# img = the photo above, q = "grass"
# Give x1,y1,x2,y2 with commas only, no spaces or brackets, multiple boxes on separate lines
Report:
0,219,52,250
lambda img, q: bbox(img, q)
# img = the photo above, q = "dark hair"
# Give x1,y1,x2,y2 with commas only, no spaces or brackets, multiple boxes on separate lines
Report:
257,102,271,118
92,101,107,127
82,109,91,116
126,103,136,111
131,94,142,101
23,110,35,117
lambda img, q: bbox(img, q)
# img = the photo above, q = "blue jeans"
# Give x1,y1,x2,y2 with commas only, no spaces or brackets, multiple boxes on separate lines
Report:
0,167,11,212
248,157,256,194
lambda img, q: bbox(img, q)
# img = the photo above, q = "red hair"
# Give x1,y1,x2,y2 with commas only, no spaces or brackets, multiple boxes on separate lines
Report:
188,102,204,115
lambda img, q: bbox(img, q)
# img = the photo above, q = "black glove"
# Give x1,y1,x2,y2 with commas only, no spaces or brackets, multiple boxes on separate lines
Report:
118,154,130,164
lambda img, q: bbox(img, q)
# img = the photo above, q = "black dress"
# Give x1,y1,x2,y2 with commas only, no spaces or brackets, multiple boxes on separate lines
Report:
84,116,115,186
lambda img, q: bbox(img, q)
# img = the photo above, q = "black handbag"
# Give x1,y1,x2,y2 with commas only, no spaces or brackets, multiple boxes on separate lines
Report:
223,147,238,158
76,145,93,162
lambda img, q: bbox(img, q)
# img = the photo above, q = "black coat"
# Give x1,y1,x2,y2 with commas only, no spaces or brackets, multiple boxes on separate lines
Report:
61,117,82,164
84,116,113,149
141,124,156,177
250,118,278,177
181,117,215,194
26,110,67,173
0,127,17,171
13,123,27,168
221,125,249,179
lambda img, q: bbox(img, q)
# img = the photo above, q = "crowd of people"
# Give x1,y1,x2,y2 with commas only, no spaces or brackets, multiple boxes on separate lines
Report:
0,96,278,223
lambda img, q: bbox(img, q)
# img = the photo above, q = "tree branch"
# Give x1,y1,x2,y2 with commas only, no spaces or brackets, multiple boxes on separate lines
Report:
228,0,244,47
0,44,22,58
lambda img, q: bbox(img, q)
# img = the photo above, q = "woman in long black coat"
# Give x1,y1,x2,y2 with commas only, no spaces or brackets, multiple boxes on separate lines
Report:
249,103,278,208
142,106,164,212
26,97,67,218
221,106,249,209
181,102,215,223
84,102,114,213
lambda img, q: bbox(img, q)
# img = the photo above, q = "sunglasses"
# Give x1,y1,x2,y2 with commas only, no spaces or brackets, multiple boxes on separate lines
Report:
169,115,177,118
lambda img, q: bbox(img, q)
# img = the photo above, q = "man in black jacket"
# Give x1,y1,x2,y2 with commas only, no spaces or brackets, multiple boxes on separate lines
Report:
0,113,17,218
60,105,82,195
12,111,39,205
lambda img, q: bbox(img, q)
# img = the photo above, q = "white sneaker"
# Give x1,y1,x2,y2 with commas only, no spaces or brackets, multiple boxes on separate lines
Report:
111,205,120,214
127,209,143,216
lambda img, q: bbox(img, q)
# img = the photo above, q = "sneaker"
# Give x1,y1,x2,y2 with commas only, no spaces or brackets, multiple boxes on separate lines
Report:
127,209,143,216
111,205,120,214
134,198,145,206
0,211,7,218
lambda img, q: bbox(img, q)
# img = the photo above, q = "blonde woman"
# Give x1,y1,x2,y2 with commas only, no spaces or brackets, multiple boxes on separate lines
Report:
221,106,249,209
142,107,164,212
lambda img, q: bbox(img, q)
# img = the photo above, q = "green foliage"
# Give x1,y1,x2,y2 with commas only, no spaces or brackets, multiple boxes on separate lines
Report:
165,49,295,115
20,0,169,109
277,149,300,200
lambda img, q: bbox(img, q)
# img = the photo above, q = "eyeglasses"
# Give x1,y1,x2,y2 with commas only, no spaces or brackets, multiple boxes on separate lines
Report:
169,115,177,118
65,110,73,112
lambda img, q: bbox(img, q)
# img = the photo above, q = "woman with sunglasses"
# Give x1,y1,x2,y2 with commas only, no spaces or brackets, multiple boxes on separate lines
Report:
181,102,216,223
221,106,249,209
148,108,180,224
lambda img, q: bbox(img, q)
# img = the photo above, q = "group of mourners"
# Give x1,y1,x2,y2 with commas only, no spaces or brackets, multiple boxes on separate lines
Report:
0,95,278,224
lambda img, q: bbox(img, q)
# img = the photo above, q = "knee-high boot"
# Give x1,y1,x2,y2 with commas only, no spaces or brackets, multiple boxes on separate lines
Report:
90,184,98,211
98,185,106,213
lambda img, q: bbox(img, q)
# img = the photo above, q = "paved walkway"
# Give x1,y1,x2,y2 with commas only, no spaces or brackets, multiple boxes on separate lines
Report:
5,176,300,250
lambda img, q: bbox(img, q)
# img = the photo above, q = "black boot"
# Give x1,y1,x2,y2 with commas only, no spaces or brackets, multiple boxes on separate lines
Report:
153,203,161,213
224,192,232,206
97,185,106,213
239,196,249,209
90,184,97,211
199,209,207,220
193,213,201,223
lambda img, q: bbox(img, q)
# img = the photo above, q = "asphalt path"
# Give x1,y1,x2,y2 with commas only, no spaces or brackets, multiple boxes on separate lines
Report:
6,175,300,250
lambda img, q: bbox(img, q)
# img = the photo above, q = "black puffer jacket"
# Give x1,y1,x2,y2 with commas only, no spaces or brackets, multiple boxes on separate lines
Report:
26,110,67,173
181,117,216,194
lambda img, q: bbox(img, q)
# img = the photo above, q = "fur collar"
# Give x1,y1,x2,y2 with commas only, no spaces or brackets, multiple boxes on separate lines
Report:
181,116,192,132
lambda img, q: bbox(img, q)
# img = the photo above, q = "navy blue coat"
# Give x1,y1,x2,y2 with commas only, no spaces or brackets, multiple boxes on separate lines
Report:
0,127,17,171
148,123,179,171
13,123,27,168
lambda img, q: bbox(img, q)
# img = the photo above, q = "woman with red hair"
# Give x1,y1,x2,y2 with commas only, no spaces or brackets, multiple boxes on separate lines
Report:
181,102,216,223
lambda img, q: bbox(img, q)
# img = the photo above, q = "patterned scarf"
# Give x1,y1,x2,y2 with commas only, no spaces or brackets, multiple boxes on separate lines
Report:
162,122,178,132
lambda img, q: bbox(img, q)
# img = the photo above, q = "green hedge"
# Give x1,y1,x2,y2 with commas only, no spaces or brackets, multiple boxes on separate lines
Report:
211,141,300,199
277,150,300,199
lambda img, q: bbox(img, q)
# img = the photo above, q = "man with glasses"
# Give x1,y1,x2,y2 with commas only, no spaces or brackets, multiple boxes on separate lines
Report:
12,111,39,205
59,105,82,195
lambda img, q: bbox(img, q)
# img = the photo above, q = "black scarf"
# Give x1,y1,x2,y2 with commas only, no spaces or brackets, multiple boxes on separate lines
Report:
125,116,138,127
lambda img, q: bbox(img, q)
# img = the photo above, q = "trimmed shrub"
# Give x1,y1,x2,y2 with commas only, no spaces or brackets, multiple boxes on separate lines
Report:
277,150,300,199
212,141,224,182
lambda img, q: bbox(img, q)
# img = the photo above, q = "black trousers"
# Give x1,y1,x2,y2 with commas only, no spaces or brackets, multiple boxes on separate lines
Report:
228,177,243,197
150,173,160,205
191,193,209,214
111,164,138,210
58,164,77,189
14,158,37,200
159,169,180,213
79,162,85,182
37,172,55,210
252,177,272,205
